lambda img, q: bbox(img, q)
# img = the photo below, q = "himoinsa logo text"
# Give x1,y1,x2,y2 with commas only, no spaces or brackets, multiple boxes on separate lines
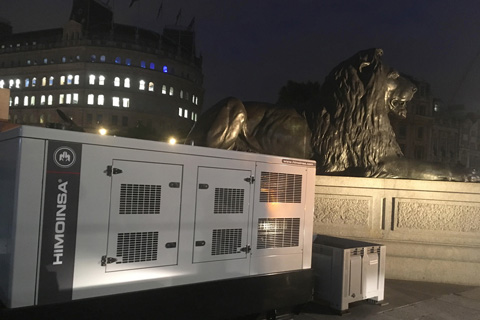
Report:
53,179,68,265
38,140,81,305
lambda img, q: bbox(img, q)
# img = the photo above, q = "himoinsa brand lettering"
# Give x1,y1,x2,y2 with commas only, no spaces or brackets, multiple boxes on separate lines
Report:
53,180,68,265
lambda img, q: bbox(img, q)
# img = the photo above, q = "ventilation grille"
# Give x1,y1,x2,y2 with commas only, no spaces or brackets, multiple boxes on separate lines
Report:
259,172,302,203
116,232,159,264
214,188,245,214
211,229,242,255
257,218,300,249
119,184,161,214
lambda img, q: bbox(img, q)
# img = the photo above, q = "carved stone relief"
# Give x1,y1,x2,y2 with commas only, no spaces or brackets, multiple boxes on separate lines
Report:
395,199,480,232
314,195,370,226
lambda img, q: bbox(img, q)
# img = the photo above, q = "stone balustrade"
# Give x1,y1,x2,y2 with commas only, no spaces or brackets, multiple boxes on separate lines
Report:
314,176,480,285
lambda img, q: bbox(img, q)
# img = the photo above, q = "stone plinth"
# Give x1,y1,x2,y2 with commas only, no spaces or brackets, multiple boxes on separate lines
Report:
0,89,9,121
314,176,480,285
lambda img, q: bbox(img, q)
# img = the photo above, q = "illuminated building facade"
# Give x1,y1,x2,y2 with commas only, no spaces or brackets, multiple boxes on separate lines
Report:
0,0,203,140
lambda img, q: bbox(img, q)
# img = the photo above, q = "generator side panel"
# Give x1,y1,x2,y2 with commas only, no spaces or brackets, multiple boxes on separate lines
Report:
0,138,46,308
72,144,256,300
250,162,315,275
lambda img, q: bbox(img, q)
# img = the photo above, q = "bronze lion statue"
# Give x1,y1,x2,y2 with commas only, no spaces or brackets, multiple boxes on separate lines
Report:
186,48,468,181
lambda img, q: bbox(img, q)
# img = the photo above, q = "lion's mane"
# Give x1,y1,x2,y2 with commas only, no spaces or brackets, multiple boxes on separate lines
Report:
310,48,403,175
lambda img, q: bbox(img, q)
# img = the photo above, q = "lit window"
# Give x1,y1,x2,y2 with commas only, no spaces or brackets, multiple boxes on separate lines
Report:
91,54,96,62
141,61,146,68
114,77,120,87
162,85,167,94
43,58,48,64
0,80,4,88
40,114,45,124
89,74,95,85
40,95,46,105
169,87,174,96
73,75,79,85
191,112,195,121
59,94,65,104
47,95,53,105
42,77,46,86
60,76,65,85
178,107,183,116
100,55,106,62
15,79,21,88
122,98,129,108
139,80,145,90
49,76,54,86
99,75,105,86
148,82,154,92
180,90,183,99
76,55,80,61
163,65,168,73
8,79,14,88
98,94,104,105
195,97,198,105
124,78,130,88
87,94,94,105
149,62,155,70
184,109,188,118
25,78,29,87
27,59,31,65
125,58,131,66
112,97,120,107
62,56,66,63
115,56,121,64
32,77,36,87
23,96,28,106
73,93,78,104
30,96,35,106
66,94,72,104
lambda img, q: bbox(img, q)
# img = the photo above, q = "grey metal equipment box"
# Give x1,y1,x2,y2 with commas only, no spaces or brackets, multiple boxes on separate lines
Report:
312,235,386,312
0,126,316,318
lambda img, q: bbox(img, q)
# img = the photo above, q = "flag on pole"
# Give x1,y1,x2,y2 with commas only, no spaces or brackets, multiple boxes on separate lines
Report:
175,9,182,25
129,0,139,8
187,17,195,31
156,1,163,19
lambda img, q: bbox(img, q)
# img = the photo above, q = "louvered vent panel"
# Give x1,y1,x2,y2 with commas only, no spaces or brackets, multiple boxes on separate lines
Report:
214,188,245,214
116,231,159,264
257,218,300,249
211,229,242,255
259,172,302,203
119,184,161,214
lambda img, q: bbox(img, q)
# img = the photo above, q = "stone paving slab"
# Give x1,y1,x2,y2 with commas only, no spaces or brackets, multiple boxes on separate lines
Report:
293,285,480,320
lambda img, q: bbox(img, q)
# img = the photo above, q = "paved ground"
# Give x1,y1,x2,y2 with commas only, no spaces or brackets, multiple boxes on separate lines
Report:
293,279,480,320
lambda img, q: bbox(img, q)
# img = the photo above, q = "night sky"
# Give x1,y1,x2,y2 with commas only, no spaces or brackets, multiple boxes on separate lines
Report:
1,0,480,111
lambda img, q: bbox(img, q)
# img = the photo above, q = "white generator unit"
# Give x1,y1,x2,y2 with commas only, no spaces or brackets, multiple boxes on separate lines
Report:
0,126,316,319
312,235,386,313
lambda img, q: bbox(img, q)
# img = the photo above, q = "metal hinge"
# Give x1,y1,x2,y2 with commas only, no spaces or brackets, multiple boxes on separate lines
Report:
244,176,255,184
239,245,251,253
105,165,123,176
101,255,118,266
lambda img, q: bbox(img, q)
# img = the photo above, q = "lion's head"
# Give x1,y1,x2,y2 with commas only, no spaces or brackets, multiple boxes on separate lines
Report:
311,48,417,176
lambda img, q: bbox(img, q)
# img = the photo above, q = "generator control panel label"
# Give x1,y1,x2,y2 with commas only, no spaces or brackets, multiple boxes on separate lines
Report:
38,140,82,305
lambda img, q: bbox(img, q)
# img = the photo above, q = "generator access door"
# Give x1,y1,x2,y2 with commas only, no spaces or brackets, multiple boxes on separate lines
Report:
193,167,252,263
104,160,182,272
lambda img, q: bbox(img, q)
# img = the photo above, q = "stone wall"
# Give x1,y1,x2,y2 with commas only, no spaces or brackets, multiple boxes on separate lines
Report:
314,176,480,285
